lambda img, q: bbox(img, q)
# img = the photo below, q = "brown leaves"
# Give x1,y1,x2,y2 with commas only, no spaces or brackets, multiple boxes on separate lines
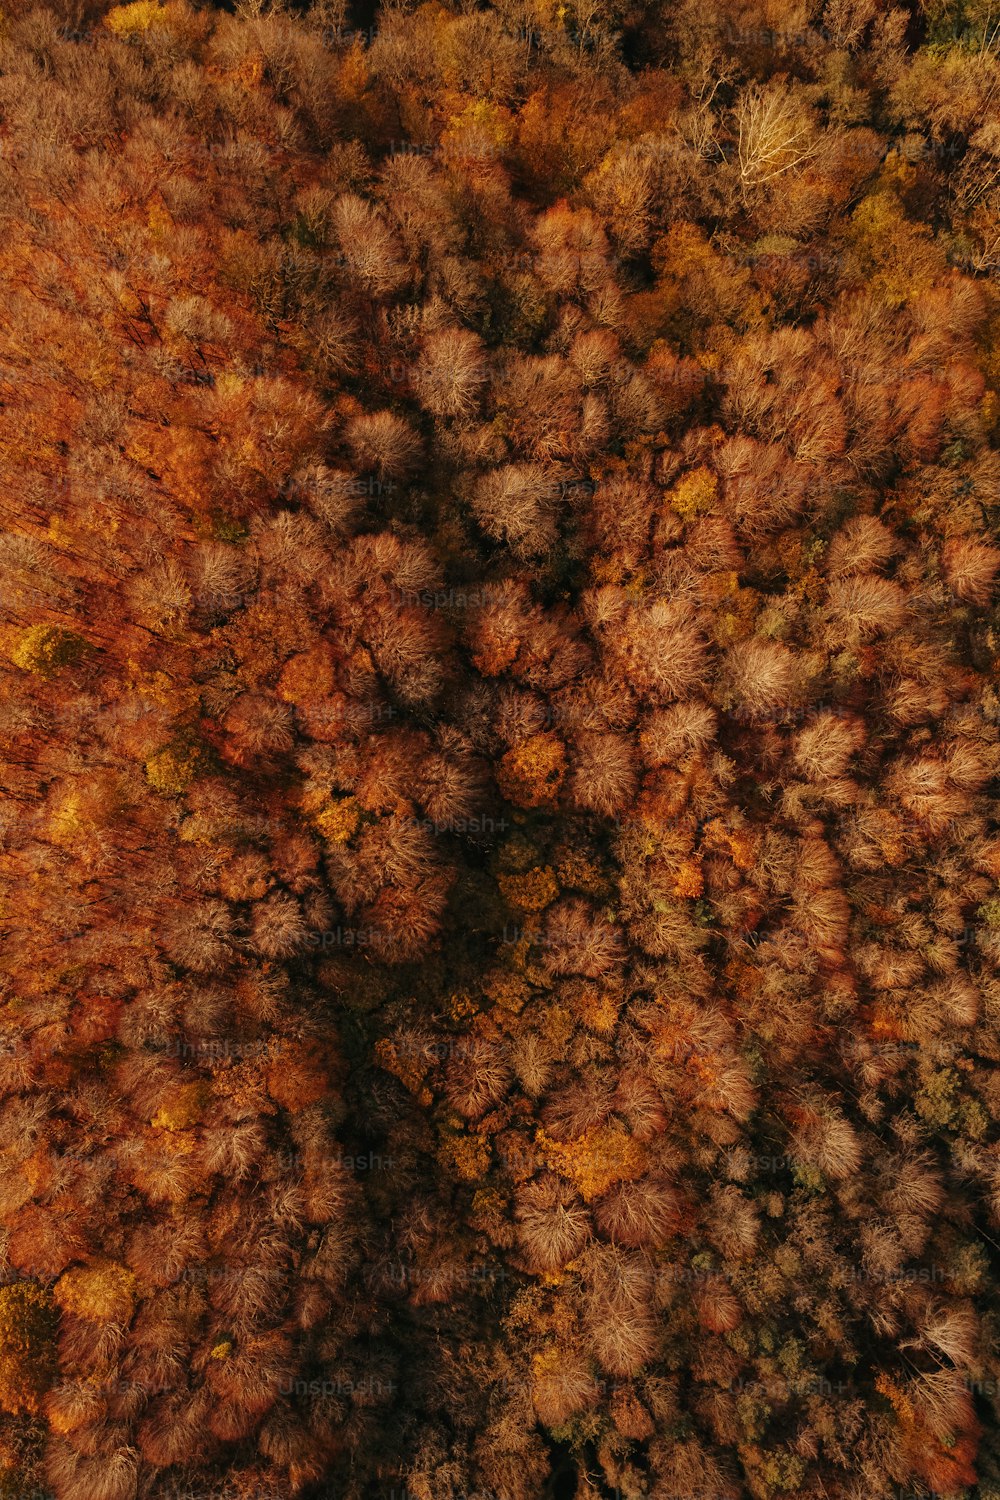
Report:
497,732,566,809
515,1173,590,1274
720,638,798,719
412,326,487,420
568,731,637,817
610,601,708,705
942,536,1000,605
265,1039,332,1113
331,194,408,296
345,408,423,478
469,464,560,556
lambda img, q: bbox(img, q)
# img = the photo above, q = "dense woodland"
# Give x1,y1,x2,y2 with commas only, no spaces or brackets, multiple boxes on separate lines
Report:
2,0,1000,1496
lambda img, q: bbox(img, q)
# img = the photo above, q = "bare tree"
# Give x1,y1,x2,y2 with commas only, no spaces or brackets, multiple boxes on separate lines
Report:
736,82,821,192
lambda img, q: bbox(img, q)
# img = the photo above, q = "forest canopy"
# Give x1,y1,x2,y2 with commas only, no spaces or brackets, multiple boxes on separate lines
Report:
1,0,1000,1497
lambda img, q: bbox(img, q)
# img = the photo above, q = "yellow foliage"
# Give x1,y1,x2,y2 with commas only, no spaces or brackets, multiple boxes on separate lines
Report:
875,1371,914,1423
671,466,718,521
536,1122,647,1201
633,223,763,345
705,819,760,872
672,858,704,899
105,0,165,34
497,733,566,809
792,565,826,607
313,797,361,845
298,783,329,816
715,586,761,645
443,99,513,160
144,740,204,795
10,625,86,677
726,829,759,872
498,831,542,873
0,1283,57,1415
498,866,559,912
447,991,478,1023
482,971,530,1014
577,987,618,1035
501,920,544,977
847,188,939,306
47,791,85,845
152,1080,207,1131
337,39,372,105
232,52,264,88
147,199,172,240
213,371,244,400
54,1261,137,1324
554,845,608,894
277,647,336,704
21,1147,53,1197
701,570,740,602
776,532,804,575
160,1129,197,1156
515,84,616,193
532,1346,564,1380
538,1004,574,1051
130,668,196,709
439,1129,492,1182
589,555,627,585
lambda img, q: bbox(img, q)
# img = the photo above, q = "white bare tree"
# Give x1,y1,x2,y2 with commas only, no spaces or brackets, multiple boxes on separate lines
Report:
736,81,821,192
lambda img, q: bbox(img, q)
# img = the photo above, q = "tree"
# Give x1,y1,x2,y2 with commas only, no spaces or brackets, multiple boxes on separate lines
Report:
332,194,408,296
735,82,822,192
0,1283,57,1416
942,536,1000,604
515,1174,591,1274
568,730,636,816
412,327,487,420
345,409,423,478
469,464,560,556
